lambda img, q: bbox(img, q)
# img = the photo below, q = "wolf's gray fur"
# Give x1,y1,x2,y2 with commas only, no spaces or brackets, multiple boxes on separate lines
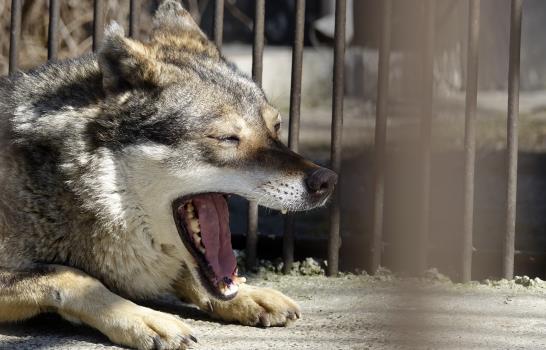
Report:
0,1,336,349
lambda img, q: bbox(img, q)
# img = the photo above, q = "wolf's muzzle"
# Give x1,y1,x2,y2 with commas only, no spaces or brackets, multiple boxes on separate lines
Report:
305,167,338,197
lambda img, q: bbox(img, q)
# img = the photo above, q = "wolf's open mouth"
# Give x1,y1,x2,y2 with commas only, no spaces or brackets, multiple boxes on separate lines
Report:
172,193,245,300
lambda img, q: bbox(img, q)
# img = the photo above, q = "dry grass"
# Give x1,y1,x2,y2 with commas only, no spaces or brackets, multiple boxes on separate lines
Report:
0,0,216,75
1,0,134,74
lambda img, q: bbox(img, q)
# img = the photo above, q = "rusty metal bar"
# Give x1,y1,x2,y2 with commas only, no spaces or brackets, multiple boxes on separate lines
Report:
9,0,22,75
48,0,60,61
129,0,140,39
370,0,392,274
213,0,224,50
93,0,105,52
461,0,480,283
416,0,435,274
282,0,306,274
503,0,523,280
246,0,265,271
327,0,346,277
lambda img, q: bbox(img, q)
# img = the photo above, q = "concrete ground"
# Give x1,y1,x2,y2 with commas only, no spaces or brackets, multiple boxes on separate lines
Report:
1,274,546,350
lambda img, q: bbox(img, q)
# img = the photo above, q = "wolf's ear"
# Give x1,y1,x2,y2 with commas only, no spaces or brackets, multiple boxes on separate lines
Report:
98,22,175,92
152,0,205,37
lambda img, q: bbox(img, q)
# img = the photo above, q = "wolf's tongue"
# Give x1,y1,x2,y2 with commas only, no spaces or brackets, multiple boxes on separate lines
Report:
192,194,236,283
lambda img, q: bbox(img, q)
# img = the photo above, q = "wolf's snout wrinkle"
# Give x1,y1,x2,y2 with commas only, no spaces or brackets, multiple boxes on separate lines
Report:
305,168,338,196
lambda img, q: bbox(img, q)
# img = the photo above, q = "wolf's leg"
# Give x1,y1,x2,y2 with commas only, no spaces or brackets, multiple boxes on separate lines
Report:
0,265,196,350
174,269,301,327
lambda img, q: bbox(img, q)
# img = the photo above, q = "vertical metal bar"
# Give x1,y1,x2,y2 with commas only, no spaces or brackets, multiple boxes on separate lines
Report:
9,0,22,75
461,0,480,283
252,0,265,85
327,0,346,277
416,0,435,274
246,0,265,271
503,0,523,280
93,0,105,52
213,0,224,51
48,0,60,61
245,203,259,271
129,0,140,39
370,0,392,274
282,0,306,274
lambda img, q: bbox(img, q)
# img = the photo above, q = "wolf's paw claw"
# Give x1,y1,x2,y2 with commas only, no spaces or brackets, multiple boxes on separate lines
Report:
211,285,301,327
101,305,196,350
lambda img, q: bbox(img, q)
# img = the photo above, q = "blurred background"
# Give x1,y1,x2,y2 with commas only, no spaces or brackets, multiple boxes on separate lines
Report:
2,0,546,281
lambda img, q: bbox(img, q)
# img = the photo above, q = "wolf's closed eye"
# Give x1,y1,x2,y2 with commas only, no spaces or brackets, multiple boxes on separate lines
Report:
209,135,240,144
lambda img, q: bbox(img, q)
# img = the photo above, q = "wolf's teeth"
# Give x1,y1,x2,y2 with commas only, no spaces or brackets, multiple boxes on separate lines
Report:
185,203,195,219
188,217,200,233
193,233,206,253
281,209,287,214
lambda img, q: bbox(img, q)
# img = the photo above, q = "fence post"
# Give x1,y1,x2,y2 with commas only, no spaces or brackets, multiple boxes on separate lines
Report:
129,0,140,39
370,0,392,274
461,0,480,283
246,0,265,271
416,0,435,275
9,0,22,75
48,0,60,61
282,0,306,274
213,0,224,51
327,0,346,277
93,0,105,52
503,0,523,280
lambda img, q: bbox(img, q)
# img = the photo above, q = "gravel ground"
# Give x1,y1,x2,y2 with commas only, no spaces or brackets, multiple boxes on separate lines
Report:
2,274,546,350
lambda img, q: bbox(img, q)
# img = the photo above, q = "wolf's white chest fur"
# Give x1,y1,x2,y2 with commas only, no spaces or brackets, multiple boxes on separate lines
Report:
80,151,195,298
94,201,189,298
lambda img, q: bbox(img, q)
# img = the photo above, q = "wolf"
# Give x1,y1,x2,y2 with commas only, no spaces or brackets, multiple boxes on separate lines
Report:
0,1,337,349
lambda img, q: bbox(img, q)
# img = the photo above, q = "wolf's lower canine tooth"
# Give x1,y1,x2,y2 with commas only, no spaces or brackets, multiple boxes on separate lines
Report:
219,282,238,296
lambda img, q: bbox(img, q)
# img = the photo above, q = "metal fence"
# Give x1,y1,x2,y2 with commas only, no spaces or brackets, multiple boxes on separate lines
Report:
6,0,525,281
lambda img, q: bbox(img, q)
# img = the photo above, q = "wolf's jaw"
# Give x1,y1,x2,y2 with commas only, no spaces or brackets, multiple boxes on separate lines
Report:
183,202,206,254
173,193,245,299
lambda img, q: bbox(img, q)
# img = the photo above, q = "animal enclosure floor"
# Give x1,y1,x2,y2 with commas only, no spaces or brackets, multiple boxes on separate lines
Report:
1,275,546,349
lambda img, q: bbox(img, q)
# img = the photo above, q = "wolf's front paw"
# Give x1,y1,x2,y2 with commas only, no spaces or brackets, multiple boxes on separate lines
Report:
95,304,197,350
210,285,301,327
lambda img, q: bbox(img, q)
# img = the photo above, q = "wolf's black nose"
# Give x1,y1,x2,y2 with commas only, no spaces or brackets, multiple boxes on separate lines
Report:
305,168,338,196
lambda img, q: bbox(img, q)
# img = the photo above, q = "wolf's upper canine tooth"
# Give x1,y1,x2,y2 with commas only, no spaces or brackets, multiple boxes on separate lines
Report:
220,282,238,296
281,209,287,215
